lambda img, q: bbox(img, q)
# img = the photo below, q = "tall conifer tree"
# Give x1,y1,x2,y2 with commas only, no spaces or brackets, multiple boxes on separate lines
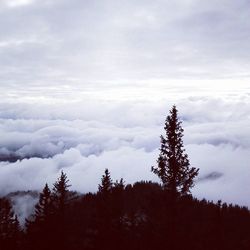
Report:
152,106,199,250
152,105,199,196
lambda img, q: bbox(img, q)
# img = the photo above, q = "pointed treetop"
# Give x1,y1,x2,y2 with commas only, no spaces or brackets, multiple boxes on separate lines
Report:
34,183,53,221
152,105,199,196
52,170,71,210
98,168,113,194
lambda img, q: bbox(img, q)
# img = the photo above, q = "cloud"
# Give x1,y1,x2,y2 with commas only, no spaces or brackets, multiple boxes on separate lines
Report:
1,93,250,209
189,143,250,206
197,171,224,182
0,0,250,88
0,146,158,195
1,0,36,8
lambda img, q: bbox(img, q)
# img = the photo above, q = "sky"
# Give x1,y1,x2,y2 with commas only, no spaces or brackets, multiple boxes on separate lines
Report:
1,0,250,218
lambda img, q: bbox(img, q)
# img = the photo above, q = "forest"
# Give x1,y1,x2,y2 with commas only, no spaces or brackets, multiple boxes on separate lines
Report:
0,106,250,250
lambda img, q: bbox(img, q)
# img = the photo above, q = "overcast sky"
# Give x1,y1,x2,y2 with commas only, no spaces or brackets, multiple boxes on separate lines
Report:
1,0,250,87
1,0,250,216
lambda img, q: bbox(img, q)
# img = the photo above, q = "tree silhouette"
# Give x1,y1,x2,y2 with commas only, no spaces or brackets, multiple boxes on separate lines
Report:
35,183,53,222
151,105,199,250
98,168,113,195
52,171,71,249
26,184,52,229
52,170,71,212
114,178,125,190
25,184,54,250
26,173,74,250
96,169,114,249
0,197,20,250
152,105,199,196
5,178,250,250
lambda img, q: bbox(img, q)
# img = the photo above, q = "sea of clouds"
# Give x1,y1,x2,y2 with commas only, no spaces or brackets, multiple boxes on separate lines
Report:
1,82,250,212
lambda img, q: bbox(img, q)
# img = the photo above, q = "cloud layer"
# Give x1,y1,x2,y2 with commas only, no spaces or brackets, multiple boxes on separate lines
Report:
1,90,250,208
1,0,250,87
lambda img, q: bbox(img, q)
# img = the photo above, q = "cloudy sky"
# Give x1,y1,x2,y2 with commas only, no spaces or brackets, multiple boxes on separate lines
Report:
1,0,250,212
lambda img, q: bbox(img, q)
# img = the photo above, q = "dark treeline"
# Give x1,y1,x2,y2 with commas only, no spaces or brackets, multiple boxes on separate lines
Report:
1,175,250,250
1,106,250,250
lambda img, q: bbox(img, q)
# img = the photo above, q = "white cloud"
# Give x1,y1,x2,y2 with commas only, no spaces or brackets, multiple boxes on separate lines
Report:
190,143,250,206
1,92,250,209
2,0,35,8
0,146,158,195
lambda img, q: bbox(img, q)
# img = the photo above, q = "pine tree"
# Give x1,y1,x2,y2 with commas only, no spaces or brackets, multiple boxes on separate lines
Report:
51,171,72,249
152,105,199,250
52,170,71,212
98,169,113,195
35,183,53,222
26,174,73,250
96,169,114,249
0,197,20,250
152,105,199,197
25,184,54,250
26,183,53,229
